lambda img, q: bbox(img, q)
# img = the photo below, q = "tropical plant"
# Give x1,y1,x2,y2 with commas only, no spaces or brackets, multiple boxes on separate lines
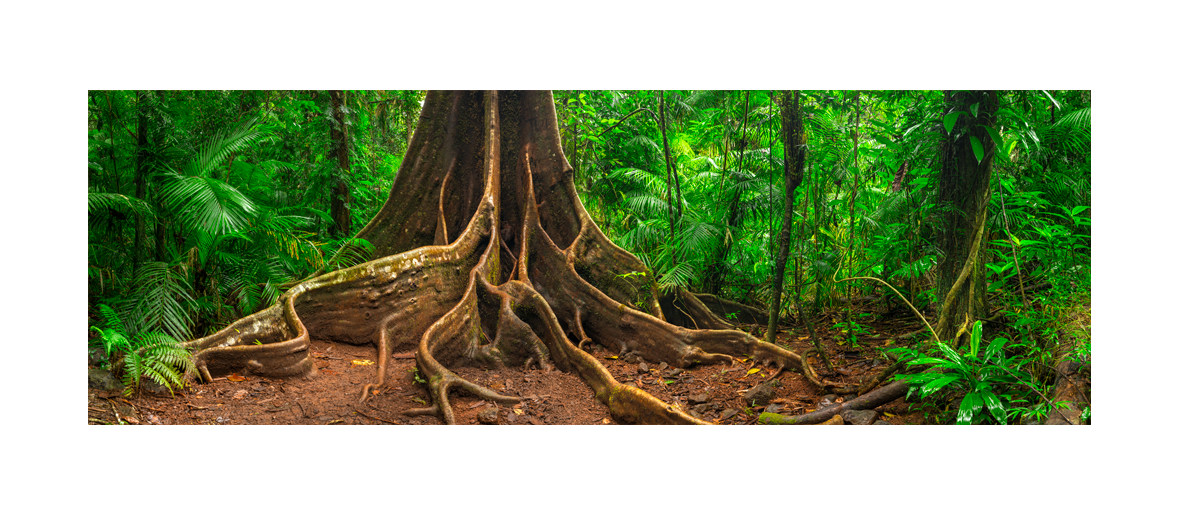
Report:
90,304,196,397
891,321,1040,424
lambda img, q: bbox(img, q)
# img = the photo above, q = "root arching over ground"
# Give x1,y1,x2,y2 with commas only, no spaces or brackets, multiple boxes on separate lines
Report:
183,91,819,424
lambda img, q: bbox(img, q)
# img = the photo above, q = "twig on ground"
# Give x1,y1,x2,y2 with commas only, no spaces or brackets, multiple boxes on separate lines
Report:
355,409,398,424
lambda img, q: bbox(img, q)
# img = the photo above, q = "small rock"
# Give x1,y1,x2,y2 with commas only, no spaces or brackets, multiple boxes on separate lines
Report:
638,362,649,374
505,412,517,423
687,392,710,404
873,420,891,425
623,382,638,388
477,407,499,425
744,383,775,406
720,408,741,420
140,377,169,396
663,368,684,378
623,352,640,364
841,409,879,425
818,394,839,407
88,368,122,392
688,410,702,419
765,403,783,414
232,389,249,400
658,362,669,371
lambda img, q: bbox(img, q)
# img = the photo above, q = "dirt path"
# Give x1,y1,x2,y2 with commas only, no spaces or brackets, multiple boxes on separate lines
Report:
88,317,930,425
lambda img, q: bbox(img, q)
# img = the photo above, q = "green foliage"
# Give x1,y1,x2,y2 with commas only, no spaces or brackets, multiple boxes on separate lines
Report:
90,304,196,397
87,90,1089,421
891,322,1038,424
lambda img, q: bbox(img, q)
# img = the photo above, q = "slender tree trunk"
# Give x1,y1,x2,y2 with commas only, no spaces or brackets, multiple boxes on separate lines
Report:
132,91,149,274
105,92,120,195
329,90,353,238
658,91,678,260
933,90,999,347
765,91,806,342
705,91,751,295
845,92,860,329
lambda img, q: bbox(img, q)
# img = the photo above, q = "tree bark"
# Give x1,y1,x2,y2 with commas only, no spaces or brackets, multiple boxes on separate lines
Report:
328,90,353,238
183,91,809,424
658,91,680,251
933,90,998,347
133,91,149,274
765,91,805,342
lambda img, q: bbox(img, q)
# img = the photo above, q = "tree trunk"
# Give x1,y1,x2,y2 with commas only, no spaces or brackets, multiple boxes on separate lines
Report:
933,90,998,346
658,91,679,252
329,90,352,238
764,91,805,342
182,91,812,424
133,91,149,274
704,91,751,295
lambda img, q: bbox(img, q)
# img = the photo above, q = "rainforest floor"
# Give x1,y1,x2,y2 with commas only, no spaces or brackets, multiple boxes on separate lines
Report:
88,310,934,425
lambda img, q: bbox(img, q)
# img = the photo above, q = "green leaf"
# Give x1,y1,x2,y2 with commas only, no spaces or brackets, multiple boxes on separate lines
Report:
943,112,963,135
980,391,1008,424
957,392,982,424
970,136,985,163
920,375,961,398
969,320,983,358
982,125,1003,149
1070,205,1089,216
983,337,1008,364
970,102,979,118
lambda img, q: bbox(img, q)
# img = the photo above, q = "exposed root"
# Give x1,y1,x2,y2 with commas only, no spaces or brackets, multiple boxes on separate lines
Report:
180,90,812,425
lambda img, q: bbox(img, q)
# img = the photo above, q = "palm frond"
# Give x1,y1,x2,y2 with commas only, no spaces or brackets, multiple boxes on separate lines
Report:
129,261,195,340
161,172,258,235
190,117,266,177
88,192,156,220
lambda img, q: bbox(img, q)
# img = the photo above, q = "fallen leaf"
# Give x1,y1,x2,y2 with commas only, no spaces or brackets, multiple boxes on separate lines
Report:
232,389,248,400
468,400,486,409
412,397,428,405
351,359,374,366
606,355,618,359
227,374,246,382
513,408,524,415
884,412,897,418
744,368,761,377
326,419,343,425
322,369,338,375
601,418,611,424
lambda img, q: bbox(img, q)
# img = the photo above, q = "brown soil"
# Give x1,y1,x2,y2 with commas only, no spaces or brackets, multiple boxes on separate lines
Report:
88,313,931,425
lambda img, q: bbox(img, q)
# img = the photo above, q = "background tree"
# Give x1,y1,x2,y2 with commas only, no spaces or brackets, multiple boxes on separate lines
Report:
764,90,805,342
